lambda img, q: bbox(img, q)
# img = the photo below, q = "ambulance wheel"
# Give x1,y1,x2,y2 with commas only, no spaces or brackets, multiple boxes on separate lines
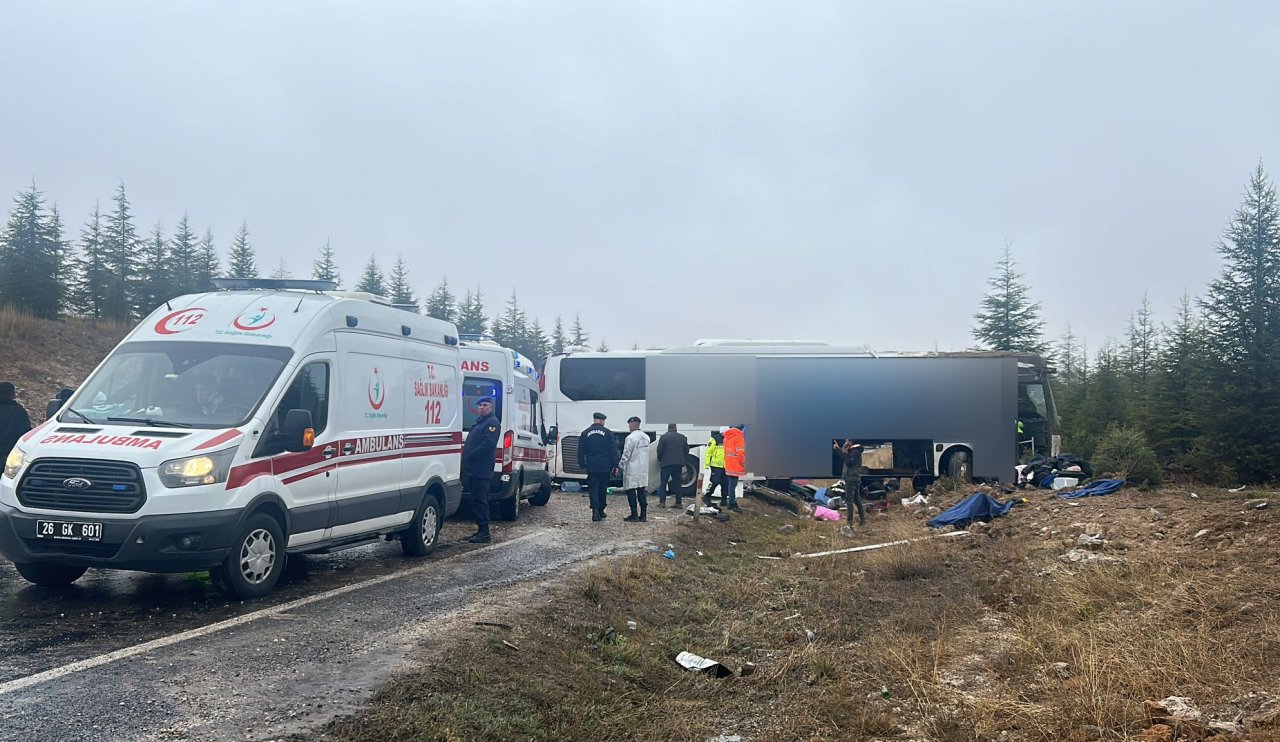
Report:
495,489,520,521
947,450,971,483
14,562,87,586
401,492,441,557
529,474,552,506
216,513,285,600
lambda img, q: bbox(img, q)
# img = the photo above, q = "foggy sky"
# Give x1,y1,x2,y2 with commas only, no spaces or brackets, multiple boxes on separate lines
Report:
2,1,1278,355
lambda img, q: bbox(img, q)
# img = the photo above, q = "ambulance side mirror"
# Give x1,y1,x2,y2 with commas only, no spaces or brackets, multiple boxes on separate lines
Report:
282,409,314,452
543,425,559,445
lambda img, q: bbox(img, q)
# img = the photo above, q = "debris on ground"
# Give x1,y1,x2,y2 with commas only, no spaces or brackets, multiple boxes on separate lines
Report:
776,524,795,534
1244,498,1269,509
674,651,734,678
1059,548,1124,565
928,492,1013,529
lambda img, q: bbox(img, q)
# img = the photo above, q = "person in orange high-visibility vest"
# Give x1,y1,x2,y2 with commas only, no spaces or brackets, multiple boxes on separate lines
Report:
722,425,746,512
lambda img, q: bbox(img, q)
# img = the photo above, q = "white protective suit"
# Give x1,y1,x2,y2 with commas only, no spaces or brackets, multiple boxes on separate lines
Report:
619,429,650,490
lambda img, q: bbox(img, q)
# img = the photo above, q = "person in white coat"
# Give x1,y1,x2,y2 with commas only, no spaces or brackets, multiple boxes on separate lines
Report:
619,415,651,522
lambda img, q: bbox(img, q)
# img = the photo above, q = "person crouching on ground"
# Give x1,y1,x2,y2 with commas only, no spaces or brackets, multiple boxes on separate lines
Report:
578,412,620,522
619,416,650,522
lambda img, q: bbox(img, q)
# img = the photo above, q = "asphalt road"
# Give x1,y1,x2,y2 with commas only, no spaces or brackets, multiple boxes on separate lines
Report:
0,490,675,741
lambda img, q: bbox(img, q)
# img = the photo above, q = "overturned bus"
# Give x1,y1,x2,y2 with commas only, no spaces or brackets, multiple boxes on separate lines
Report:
644,342,1060,486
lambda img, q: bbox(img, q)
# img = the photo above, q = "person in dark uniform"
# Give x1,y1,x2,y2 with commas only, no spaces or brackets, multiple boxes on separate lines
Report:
462,397,501,543
834,439,866,526
578,412,620,522
0,382,31,459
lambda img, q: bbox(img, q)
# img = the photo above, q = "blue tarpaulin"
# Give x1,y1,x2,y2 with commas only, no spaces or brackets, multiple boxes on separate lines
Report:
928,493,1014,529
1056,479,1125,499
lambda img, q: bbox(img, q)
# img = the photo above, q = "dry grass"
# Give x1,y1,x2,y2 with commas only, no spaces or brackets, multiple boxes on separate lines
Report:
0,308,128,418
313,486,1280,742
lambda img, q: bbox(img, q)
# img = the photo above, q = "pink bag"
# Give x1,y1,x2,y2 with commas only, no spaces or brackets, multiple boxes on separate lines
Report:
814,505,841,521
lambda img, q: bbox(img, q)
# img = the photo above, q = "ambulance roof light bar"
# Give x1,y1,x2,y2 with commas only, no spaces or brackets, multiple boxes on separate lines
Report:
212,278,338,292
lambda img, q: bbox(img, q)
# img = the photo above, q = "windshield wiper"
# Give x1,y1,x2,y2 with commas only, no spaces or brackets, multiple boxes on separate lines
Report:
106,417,192,429
62,407,95,424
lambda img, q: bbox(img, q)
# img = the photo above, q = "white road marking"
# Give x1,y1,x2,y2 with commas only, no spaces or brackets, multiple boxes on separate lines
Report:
0,532,542,697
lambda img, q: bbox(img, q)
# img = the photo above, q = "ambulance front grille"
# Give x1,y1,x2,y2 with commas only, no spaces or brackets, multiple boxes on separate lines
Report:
17,459,146,514
560,435,585,475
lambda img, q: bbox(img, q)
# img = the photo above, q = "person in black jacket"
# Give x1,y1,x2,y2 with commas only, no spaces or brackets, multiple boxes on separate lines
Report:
0,382,31,460
834,439,866,526
461,398,501,543
656,423,689,508
577,412,620,522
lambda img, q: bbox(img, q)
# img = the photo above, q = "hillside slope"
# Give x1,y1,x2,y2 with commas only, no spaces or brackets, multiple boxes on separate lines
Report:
0,309,129,422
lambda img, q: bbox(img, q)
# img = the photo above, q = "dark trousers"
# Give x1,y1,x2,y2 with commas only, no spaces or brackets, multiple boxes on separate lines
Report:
659,465,683,503
705,467,725,496
724,475,739,508
586,472,609,513
468,476,492,532
626,487,648,515
844,476,865,524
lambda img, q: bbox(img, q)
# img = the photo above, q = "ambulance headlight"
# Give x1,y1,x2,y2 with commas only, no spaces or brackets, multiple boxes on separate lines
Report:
4,448,27,479
159,449,235,488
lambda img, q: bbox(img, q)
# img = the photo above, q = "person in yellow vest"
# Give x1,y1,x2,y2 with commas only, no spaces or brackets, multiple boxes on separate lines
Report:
702,429,726,506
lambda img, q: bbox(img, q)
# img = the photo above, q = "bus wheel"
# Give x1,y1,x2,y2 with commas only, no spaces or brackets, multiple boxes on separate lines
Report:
14,562,87,586
681,454,700,496
947,450,971,482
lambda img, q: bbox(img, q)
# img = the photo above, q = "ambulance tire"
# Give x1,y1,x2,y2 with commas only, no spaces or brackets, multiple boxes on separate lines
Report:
495,480,520,521
681,454,699,496
216,512,285,600
14,562,87,587
401,492,442,557
529,473,552,506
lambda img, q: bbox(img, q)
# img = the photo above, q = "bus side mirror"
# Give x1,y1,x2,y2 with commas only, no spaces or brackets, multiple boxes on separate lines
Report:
282,409,314,452
543,425,559,445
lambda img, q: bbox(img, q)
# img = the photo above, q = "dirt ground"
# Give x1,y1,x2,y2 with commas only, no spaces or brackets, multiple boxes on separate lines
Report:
0,308,128,419
311,481,1280,742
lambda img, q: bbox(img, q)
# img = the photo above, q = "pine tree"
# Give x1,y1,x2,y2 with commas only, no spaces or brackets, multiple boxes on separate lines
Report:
101,183,140,321
386,256,415,306
456,287,488,335
136,221,171,313
569,313,589,349
195,228,220,293
1149,294,1207,467
71,203,108,317
355,255,386,296
492,290,528,350
596,339,610,352
1121,293,1160,435
550,315,567,355
41,204,70,317
424,277,457,323
0,182,65,318
527,317,550,361
168,214,200,297
1199,162,1280,482
971,244,1047,353
269,258,291,280
311,239,341,287
225,223,258,279
1076,341,1130,455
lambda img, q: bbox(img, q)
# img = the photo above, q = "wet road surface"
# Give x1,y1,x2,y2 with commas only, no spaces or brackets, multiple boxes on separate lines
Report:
0,490,677,740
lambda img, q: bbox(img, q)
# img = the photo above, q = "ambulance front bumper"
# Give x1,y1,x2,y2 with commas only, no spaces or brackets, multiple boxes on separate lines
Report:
0,503,242,573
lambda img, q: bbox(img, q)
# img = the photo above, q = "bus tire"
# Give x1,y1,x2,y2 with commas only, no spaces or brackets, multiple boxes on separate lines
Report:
681,454,700,496
14,562,87,587
947,450,971,482
529,473,552,506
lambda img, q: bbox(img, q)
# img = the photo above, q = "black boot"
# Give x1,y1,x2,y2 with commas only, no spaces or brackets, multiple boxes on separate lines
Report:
468,529,491,544
591,509,602,522
624,490,639,521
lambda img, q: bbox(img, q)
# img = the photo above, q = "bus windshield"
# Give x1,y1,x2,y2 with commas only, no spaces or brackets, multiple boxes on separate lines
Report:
558,357,645,401
67,342,294,429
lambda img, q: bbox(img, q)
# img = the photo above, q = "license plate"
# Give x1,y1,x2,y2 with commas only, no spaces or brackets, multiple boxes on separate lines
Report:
35,520,103,542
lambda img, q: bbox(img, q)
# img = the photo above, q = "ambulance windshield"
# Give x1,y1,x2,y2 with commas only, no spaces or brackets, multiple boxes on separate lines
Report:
67,341,294,429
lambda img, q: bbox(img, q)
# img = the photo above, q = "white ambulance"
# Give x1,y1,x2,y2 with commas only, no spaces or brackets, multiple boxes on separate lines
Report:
458,338,553,521
0,279,463,599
